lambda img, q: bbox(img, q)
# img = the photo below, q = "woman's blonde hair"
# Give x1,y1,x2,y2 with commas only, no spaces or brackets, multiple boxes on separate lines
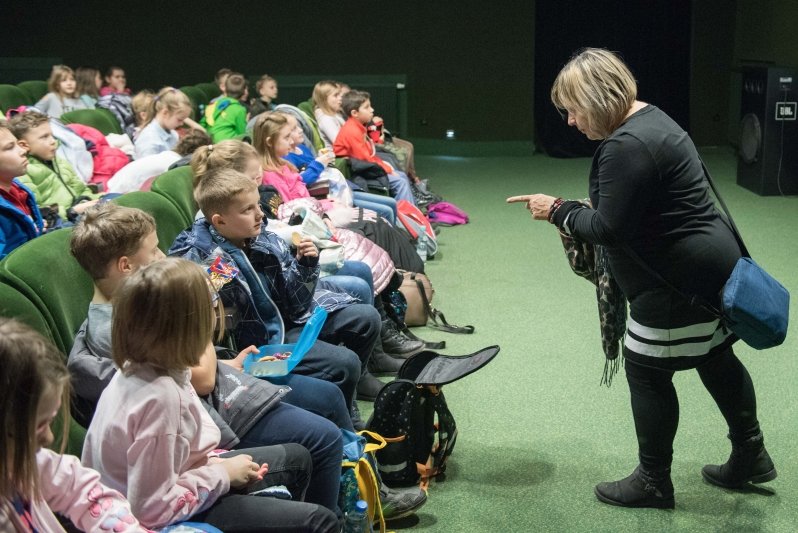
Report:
312,80,340,115
112,258,220,372
191,140,259,187
143,86,191,128
252,111,297,172
550,48,637,139
47,65,76,99
0,318,70,501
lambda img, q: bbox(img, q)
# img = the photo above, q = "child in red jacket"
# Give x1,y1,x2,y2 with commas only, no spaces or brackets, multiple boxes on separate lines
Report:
333,90,416,204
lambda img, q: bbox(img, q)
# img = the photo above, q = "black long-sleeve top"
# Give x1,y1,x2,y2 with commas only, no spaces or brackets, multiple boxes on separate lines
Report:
552,105,741,311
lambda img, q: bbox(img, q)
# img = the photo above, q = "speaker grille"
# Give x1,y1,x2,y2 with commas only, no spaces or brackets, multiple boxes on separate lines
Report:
739,113,761,164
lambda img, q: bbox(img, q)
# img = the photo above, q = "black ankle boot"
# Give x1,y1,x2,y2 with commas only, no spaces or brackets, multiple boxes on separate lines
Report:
357,371,386,402
595,466,675,509
702,433,777,489
368,337,404,375
381,319,424,358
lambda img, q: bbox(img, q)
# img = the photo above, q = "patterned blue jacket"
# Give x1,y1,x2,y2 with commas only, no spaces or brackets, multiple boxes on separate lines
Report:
169,218,354,349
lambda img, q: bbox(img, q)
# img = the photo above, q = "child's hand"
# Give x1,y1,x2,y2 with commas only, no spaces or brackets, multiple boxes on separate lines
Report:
315,150,335,166
295,237,318,260
220,345,259,372
72,199,101,214
221,454,261,488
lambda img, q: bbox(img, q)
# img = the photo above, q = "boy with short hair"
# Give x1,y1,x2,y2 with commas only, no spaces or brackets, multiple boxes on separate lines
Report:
67,203,165,406
201,73,249,142
9,110,99,222
0,118,44,259
333,90,416,204
169,168,383,416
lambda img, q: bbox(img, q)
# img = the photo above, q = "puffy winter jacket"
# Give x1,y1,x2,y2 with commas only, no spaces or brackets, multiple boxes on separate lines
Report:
18,156,98,219
67,124,130,191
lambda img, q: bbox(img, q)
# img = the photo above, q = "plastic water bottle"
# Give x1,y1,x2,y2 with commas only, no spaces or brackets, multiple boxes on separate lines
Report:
416,235,428,262
343,500,371,533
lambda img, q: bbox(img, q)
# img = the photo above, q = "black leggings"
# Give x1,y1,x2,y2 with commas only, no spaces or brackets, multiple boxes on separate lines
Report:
625,347,760,473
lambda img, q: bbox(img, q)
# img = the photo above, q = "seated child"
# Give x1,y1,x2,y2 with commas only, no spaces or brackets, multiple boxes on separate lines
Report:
82,258,339,531
0,318,148,532
107,129,211,193
135,87,195,159
201,73,249,142
281,112,399,224
333,90,416,204
75,66,102,108
67,203,347,516
99,65,131,96
312,80,345,147
0,118,44,259
130,89,154,140
250,74,279,117
169,169,384,410
9,110,100,222
35,65,91,118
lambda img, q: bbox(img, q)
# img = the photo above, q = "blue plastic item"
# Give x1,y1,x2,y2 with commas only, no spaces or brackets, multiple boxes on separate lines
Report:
242,307,328,377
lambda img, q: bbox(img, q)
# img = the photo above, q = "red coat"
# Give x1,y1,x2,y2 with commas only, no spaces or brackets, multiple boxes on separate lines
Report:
333,118,392,174
67,124,130,191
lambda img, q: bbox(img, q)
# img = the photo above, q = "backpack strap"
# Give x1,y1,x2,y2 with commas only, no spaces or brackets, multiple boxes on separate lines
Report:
414,277,475,334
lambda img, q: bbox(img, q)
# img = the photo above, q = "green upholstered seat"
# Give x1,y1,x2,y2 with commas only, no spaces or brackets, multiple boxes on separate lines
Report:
61,108,123,135
0,281,88,452
17,80,48,103
0,228,93,355
113,191,191,250
195,82,221,102
149,166,197,227
0,83,32,111
179,85,206,120
297,99,314,119
0,281,53,341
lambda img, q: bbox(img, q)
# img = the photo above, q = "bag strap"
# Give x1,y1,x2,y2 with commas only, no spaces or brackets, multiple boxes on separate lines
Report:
400,324,446,350
699,160,750,258
618,160,746,318
414,278,475,334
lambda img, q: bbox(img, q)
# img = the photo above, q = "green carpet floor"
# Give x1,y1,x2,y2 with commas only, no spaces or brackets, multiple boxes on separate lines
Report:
365,148,798,532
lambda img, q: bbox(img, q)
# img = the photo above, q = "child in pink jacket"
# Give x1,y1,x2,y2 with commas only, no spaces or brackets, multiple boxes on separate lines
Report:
0,318,150,532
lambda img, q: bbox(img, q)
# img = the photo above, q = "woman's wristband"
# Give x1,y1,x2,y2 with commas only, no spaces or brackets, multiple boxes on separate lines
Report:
547,197,564,223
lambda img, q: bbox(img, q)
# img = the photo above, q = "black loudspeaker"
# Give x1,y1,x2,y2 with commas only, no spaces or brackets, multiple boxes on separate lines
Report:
737,66,798,195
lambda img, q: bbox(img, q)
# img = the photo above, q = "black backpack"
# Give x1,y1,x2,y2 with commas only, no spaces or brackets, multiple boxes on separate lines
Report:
366,346,499,487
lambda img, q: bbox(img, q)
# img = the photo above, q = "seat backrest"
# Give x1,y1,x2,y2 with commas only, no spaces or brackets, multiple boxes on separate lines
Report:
297,99,314,118
0,228,94,355
61,108,121,135
149,166,197,226
179,86,204,120
16,80,48,103
195,82,221,102
0,280,53,342
0,83,32,110
113,191,191,250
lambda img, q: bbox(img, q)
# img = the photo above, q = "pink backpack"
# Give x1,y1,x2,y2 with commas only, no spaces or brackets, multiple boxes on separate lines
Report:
426,202,469,226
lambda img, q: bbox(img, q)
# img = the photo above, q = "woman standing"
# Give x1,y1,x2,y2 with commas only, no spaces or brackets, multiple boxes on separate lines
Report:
508,48,776,509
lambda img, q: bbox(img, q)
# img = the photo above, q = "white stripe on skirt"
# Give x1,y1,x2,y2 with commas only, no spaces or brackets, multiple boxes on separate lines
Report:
625,315,734,358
